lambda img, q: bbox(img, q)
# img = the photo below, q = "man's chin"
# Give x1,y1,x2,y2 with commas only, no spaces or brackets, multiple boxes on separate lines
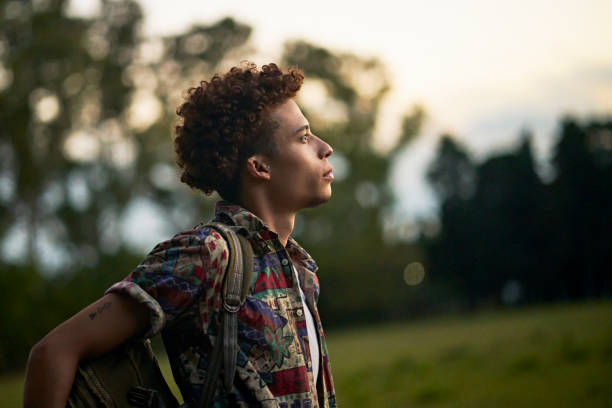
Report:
304,191,332,209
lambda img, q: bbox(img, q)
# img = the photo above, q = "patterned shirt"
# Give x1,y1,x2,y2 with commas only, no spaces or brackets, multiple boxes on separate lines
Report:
106,200,337,408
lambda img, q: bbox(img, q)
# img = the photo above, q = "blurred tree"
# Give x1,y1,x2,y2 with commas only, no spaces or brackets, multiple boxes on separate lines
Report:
0,0,252,273
0,0,144,272
549,117,612,299
424,135,477,307
427,134,476,202
428,134,545,307
425,117,612,308
0,0,252,371
469,135,543,304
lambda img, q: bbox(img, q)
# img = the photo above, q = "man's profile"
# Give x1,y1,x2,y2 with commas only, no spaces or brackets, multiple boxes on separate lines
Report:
23,62,337,407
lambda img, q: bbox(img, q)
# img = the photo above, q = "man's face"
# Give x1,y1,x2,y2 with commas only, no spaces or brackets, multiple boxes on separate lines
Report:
265,99,334,211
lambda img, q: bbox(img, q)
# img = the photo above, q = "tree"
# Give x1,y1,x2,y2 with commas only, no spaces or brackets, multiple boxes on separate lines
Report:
0,0,252,371
425,117,612,308
549,117,612,298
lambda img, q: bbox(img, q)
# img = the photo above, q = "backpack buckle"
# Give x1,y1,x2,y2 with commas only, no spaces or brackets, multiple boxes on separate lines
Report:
223,296,241,313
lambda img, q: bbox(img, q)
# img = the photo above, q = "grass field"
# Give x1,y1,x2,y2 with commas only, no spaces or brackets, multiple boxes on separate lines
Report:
325,301,612,407
3,300,611,407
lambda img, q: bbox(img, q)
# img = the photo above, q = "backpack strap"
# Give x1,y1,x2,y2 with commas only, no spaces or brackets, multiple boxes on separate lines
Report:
198,222,253,408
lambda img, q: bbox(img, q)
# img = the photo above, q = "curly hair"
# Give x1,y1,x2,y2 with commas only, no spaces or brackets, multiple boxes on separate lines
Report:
174,62,304,202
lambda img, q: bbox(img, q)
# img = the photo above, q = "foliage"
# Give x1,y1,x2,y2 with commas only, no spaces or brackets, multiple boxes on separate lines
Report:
425,118,612,307
0,0,254,371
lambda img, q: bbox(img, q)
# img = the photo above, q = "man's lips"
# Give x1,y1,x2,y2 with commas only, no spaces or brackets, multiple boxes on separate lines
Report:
323,168,334,181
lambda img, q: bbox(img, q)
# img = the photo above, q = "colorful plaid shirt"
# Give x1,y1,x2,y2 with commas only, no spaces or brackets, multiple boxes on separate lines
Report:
106,200,337,408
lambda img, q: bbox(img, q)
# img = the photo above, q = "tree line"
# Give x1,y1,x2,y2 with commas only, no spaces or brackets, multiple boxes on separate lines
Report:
423,118,612,310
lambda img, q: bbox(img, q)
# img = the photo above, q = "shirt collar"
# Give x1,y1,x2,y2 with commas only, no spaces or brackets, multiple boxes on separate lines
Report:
214,200,319,273
214,200,269,235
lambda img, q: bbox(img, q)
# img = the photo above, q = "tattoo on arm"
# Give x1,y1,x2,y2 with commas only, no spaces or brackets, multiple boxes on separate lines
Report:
88,301,112,320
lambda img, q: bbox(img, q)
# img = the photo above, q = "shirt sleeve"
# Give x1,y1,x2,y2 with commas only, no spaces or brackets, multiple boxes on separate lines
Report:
105,226,229,338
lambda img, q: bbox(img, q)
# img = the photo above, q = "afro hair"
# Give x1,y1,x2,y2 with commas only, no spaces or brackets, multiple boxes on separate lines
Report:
174,62,304,202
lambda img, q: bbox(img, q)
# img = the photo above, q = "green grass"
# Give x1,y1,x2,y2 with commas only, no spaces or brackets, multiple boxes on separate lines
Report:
3,301,612,407
0,373,23,407
325,300,612,407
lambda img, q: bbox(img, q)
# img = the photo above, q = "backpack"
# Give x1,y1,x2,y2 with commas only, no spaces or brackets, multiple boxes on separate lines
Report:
67,222,254,408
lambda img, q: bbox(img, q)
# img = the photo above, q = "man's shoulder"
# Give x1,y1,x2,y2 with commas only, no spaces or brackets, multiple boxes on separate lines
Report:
148,221,228,255
191,220,237,244
136,222,230,281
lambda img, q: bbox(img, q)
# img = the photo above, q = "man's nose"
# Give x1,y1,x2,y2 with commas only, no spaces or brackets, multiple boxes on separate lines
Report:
320,139,333,159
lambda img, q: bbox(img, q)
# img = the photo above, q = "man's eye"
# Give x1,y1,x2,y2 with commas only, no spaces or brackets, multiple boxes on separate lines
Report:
301,134,310,143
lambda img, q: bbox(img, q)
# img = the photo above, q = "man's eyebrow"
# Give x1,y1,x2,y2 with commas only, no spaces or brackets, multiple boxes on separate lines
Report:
293,124,309,135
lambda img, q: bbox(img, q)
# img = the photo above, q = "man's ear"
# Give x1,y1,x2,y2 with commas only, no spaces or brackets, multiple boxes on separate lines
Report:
245,155,271,181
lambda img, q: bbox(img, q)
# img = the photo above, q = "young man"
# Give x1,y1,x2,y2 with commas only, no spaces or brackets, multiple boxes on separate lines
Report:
24,62,337,407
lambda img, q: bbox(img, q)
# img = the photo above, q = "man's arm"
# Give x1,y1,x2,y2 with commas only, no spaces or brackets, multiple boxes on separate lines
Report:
23,293,150,408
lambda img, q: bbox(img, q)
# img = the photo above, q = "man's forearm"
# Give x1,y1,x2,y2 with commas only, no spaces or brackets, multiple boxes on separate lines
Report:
23,337,79,408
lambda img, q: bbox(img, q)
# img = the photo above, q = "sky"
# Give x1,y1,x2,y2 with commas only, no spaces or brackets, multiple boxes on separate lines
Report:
70,0,612,219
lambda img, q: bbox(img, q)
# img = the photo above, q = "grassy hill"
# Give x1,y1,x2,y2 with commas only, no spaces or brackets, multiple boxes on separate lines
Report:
3,300,611,407
326,300,612,407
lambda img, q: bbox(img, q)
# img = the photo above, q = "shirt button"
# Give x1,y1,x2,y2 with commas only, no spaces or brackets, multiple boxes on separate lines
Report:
296,309,303,317
281,259,289,266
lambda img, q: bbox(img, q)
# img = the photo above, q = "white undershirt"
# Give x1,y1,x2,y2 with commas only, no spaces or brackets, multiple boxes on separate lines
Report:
292,265,320,384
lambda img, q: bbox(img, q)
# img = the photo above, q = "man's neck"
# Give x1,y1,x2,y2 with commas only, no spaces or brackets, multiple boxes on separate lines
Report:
238,196,295,247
